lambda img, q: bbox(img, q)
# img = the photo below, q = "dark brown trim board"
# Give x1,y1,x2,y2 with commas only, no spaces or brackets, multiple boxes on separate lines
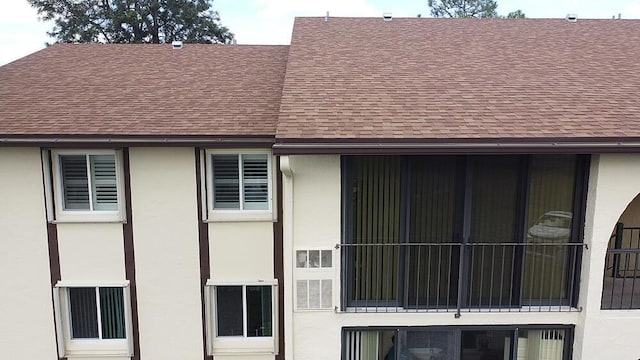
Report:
46,223,65,360
272,137,640,155
273,157,285,360
46,223,61,288
0,135,275,149
122,148,141,360
42,147,65,360
195,149,213,360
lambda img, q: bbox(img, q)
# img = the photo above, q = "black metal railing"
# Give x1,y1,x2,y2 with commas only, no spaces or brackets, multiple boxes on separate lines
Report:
601,224,640,309
341,242,584,314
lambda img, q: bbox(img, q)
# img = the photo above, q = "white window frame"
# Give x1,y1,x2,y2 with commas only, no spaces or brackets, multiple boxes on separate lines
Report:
294,248,337,312
53,281,133,358
46,149,125,223
205,279,278,355
204,149,275,222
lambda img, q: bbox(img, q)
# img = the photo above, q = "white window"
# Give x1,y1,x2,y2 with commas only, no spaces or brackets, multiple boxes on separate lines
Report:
46,150,125,222
295,249,335,311
205,280,278,355
204,150,273,221
53,282,133,358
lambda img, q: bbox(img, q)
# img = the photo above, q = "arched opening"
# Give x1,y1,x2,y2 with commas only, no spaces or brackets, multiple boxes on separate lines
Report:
601,193,640,309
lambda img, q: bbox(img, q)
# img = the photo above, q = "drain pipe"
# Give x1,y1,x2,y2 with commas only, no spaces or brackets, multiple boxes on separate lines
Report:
280,156,294,359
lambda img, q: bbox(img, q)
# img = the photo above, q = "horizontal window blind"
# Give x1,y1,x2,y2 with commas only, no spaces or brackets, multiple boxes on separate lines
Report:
60,155,90,210
242,154,269,210
212,155,240,209
90,155,118,211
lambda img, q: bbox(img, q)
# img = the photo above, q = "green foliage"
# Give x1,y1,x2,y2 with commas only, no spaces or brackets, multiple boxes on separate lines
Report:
427,0,525,18
427,0,498,18
28,0,233,44
505,9,526,18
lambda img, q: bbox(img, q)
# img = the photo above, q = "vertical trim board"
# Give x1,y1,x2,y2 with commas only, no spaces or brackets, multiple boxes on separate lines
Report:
122,148,141,360
195,149,213,360
274,157,285,360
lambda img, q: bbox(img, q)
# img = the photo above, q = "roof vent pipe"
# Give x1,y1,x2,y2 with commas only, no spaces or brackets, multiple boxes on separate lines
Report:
172,41,183,49
325,11,329,22
566,14,577,22
383,12,392,21
618,13,622,19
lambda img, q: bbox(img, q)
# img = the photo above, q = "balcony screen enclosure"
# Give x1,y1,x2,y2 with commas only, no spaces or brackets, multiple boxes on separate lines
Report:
342,155,587,310
343,326,571,360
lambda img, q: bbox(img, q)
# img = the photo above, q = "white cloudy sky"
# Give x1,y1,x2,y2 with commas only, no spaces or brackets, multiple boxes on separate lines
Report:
1,0,640,65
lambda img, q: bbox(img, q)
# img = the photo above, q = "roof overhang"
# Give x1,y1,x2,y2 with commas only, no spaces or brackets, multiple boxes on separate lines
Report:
273,137,640,155
0,135,275,148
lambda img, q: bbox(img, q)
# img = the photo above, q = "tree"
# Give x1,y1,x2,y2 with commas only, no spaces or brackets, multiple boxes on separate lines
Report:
505,10,526,19
428,0,498,18
427,0,525,19
28,0,233,44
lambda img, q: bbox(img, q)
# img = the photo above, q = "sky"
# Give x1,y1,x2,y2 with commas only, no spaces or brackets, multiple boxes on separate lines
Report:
1,0,640,65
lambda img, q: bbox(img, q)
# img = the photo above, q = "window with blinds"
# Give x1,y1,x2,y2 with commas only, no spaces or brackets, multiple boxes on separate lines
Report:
54,283,132,357
57,152,119,213
214,285,274,338
68,287,126,340
342,155,588,310
210,152,270,213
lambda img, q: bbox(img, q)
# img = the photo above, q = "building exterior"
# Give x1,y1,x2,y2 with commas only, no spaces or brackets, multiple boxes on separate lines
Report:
2,16,640,360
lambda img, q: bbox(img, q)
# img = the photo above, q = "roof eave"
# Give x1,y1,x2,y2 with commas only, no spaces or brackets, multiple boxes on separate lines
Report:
0,135,275,148
272,138,640,155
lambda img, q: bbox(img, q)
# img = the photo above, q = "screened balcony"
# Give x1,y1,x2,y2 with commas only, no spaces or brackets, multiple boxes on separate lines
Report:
601,223,640,309
343,326,572,360
341,155,588,313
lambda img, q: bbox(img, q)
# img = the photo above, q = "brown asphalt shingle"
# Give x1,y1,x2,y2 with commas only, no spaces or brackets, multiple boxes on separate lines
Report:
276,17,640,141
0,43,289,137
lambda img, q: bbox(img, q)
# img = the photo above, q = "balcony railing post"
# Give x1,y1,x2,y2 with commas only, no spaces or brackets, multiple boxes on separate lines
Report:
613,222,625,278
455,243,465,318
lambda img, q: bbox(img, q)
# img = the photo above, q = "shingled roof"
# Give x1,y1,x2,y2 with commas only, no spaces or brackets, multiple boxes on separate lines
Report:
2,17,640,151
275,17,640,150
0,43,288,139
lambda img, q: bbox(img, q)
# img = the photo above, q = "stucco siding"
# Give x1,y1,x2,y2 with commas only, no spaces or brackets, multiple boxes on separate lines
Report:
129,147,203,359
577,154,640,360
0,148,57,358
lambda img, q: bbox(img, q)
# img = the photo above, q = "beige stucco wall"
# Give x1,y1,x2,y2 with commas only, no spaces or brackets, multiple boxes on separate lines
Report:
291,155,342,248
129,147,203,359
575,154,640,360
616,193,640,228
209,221,274,280
286,154,640,360
0,148,58,358
281,155,342,359
57,223,125,281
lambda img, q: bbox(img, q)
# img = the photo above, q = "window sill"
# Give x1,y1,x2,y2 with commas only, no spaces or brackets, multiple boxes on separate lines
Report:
212,337,275,355
295,307,335,312
52,212,125,224
64,339,131,358
207,210,274,222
